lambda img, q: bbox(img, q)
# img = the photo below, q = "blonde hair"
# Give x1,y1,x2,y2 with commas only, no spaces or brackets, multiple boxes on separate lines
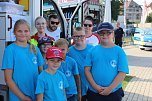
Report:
14,19,37,54
55,38,69,47
35,16,46,26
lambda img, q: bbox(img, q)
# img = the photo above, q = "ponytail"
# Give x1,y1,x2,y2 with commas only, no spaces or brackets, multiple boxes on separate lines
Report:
27,39,37,55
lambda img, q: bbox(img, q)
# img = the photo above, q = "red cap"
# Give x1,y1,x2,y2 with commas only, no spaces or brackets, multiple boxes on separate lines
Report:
46,47,63,59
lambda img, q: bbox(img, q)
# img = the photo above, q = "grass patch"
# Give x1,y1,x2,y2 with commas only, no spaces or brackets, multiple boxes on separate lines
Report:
122,75,133,90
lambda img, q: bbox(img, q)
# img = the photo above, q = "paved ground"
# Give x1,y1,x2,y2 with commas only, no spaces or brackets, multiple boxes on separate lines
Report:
122,45,152,101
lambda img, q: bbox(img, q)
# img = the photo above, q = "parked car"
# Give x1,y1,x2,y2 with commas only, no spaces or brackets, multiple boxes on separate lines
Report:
133,28,144,45
139,29,152,50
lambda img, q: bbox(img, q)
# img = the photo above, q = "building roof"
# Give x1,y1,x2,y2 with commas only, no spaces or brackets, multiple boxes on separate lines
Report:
126,0,142,9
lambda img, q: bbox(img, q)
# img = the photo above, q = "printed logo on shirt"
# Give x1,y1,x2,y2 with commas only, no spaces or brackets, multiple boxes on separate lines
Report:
110,60,117,68
65,70,71,77
32,56,37,64
59,81,63,90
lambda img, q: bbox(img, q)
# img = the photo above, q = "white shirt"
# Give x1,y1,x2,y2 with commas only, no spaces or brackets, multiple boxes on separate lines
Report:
86,34,100,46
45,27,61,41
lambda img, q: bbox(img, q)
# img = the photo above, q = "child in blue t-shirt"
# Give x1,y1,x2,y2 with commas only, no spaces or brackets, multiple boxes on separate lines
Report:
55,38,81,101
68,27,94,101
2,19,44,101
85,22,129,101
35,47,69,101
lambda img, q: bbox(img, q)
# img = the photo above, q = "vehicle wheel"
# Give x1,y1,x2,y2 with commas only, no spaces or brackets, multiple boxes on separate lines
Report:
140,48,144,50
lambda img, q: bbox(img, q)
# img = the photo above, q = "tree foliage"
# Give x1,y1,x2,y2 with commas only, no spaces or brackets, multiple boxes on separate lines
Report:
111,0,121,21
146,12,152,23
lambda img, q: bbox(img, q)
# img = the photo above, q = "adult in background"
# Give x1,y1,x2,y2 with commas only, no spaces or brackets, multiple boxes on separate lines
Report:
46,14,63,41
114,22,124,47
83,16,100,46
31,16,54,46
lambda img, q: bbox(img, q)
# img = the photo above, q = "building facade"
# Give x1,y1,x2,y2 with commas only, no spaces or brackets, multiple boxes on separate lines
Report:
125,0,142,23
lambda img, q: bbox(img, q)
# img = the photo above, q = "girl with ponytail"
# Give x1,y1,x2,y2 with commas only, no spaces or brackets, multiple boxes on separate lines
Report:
2,19,44,101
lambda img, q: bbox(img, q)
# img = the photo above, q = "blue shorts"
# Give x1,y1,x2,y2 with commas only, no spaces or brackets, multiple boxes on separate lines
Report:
87,88,124,101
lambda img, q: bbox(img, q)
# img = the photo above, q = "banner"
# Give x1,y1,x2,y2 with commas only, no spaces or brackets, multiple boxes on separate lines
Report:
58,0,79,4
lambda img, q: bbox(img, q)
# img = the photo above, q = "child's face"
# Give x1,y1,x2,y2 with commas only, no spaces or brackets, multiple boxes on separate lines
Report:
57,45,68,59
40,43,52,54
14,24,30,43
73,31,86,46
46,58,62,71
35,18,46,33
98,30,114,43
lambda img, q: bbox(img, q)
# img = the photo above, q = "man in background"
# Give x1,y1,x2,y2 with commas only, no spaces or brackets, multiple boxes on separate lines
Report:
46,14,63,41
114,22,124,47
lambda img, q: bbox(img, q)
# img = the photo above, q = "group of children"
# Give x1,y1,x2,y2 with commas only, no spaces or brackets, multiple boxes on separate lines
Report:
2,16,129,101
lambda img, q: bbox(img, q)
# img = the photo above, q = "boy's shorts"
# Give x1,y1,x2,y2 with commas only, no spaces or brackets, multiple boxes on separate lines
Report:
87,88,124,101
67,94,78,101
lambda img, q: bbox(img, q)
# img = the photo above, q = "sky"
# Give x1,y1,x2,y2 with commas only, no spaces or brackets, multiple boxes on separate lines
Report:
133,0,151,6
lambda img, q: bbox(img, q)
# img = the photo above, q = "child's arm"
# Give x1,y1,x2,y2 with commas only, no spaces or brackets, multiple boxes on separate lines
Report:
85,67,103,93
4,69,32,101
74,74,81,101
38,66,43,73
100,72,126,95
36,93,43,101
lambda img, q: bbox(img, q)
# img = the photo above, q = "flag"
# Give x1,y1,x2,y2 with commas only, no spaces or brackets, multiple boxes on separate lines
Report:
141,0,148,23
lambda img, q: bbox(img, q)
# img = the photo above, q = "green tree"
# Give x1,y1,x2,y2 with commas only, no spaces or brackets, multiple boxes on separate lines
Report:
111,0,121,21
146,12,152,23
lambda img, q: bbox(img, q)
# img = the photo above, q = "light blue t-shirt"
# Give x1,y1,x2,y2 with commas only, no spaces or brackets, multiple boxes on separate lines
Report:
68,44,93,96
59,56,79,96
85,45,129,93
2,43,44,101
35,70,69,101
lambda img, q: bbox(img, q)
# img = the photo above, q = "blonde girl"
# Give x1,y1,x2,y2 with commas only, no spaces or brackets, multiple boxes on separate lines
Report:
31,16,54,41
2,19,44,101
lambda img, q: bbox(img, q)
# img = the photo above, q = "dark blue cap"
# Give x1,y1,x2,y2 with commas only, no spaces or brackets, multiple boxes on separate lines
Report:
38,36,54,47
97,22,114,32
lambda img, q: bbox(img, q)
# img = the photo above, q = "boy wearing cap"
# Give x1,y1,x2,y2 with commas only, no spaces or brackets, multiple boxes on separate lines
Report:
35,47,69,101
85,22,129,101
55,38,81,101
38,36,54,57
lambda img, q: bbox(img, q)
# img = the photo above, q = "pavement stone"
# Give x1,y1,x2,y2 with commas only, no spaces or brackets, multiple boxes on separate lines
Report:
122,45,152,101
122,66,152,101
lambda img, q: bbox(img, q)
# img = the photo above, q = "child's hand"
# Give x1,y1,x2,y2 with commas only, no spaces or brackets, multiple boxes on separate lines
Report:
94,84,104,93
99,86,112,96
22,96,32,101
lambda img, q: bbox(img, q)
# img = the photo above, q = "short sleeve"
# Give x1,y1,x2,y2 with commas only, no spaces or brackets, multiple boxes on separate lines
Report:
2,46,14,70
35,77,45,94
84,51,92,68
71,58,79,75
118,48,129,74
36,47,45,66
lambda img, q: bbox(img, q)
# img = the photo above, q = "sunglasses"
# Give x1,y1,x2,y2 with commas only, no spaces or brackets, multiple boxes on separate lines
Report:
97,31,112,36
50,21,59,25
84,24,92,27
